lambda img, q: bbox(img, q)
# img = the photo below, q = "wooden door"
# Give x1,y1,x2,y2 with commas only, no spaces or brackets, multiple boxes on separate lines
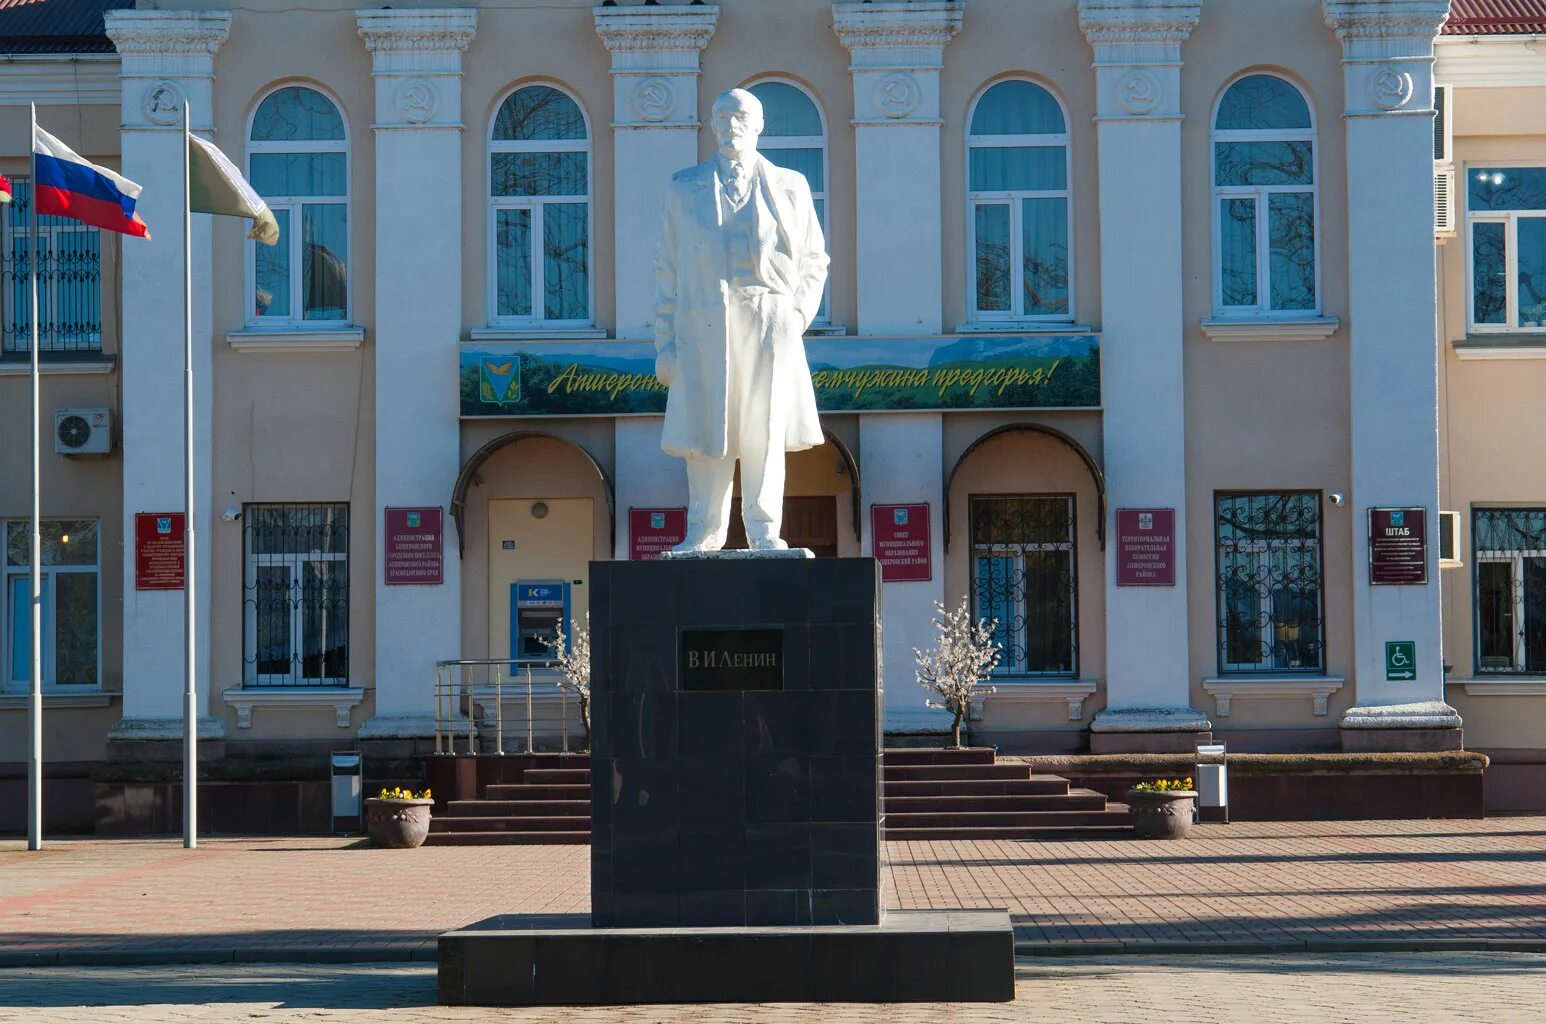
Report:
726,496,839,556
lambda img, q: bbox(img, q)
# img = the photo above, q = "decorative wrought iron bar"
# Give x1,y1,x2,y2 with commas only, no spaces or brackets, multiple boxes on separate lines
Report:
969,495,1078,677
1473,507,1546,675
242,504,349,688
1214,492,1324,674
1,178,103,357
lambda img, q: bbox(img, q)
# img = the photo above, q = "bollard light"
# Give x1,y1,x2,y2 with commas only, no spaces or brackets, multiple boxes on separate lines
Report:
1196,742,1228,824
331,750,363,835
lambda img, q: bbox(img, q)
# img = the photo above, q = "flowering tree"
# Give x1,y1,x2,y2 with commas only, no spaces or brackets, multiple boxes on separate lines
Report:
543,615,592,752
914,598,1001,748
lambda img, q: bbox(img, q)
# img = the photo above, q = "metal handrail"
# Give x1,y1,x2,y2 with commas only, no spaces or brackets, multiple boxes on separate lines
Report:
433,658,575,755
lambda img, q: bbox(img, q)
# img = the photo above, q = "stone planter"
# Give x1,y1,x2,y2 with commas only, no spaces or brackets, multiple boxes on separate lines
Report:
364,798,433,849
1126,790,1197,840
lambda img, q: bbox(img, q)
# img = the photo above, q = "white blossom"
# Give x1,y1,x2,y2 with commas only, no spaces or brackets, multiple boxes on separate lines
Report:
913,598,1001,747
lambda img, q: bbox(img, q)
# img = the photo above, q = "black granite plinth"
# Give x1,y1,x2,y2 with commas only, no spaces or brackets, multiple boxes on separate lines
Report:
587,557,884,929
437,909,1015,1005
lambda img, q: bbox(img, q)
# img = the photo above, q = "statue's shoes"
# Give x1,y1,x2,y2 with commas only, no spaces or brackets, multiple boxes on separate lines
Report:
671,530,725,553
747,537,789,551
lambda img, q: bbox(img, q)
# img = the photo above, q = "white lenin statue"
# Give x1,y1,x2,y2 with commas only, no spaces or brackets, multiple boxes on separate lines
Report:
653,88,830,553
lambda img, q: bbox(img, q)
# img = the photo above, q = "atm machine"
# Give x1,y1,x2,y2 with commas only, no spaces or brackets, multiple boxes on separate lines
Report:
511,580,571,663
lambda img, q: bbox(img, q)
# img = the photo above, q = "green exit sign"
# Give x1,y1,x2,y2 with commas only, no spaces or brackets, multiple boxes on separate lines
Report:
1385,641,1416,681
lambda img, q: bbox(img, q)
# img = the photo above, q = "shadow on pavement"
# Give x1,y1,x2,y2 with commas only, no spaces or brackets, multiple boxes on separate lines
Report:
0,963,438,1010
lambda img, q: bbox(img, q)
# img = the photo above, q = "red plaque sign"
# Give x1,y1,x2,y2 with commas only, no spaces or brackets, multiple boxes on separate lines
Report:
134,512,185,591
871,503,932,583
384,507,444,585
1368,507,1428,585
629,507,687,560
1116,508,1176,587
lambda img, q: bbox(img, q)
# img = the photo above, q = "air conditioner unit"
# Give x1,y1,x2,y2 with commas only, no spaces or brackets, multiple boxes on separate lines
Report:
1439,510,1462,569
54,407,112,455
1434,167,1456,237
1434,85,1456,240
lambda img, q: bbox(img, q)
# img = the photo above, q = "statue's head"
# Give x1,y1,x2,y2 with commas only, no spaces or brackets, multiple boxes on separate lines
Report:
711,88,763,160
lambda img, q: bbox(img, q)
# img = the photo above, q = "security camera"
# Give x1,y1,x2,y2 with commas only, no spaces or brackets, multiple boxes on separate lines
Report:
222,507,242,522
1328,493,1346,507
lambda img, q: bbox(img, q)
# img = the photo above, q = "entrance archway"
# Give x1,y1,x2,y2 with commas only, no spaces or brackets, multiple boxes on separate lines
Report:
450,430,615,558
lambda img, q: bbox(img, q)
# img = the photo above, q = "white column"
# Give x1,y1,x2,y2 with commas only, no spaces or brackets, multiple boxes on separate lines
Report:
1324,0,1460,744
834,3,961,733
104,11,229,748
594,4,718,340
357,9,477,740
1079,1,1210,748
832,2,961,336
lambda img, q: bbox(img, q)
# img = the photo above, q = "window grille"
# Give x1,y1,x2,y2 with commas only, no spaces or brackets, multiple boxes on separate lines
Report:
243,503,349,687
1215,492,1324,673
970,495,1077,676
1473,507,1546,674
1,178,103,356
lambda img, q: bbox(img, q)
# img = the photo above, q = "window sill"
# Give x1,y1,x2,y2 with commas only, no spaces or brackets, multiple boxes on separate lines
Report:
954,321,1095,336
468,327,609,342
223,687,364,729
1453,335,1546,360
976,679,1099,722
1457,679,1546,696
0,690,121,709
0,357,115,376
227,327,365,352
1200,316,1340,343
1201,675,1344,717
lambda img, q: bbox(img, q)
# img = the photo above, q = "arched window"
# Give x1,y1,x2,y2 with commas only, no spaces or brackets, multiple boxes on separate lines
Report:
1212,74,1318,315
967,80,1071,322
247,85,349,324
489,85,591,326
748,80,829,324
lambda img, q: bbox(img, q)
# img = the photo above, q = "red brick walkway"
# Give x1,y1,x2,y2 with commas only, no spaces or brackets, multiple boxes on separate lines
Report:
3,818,1545,961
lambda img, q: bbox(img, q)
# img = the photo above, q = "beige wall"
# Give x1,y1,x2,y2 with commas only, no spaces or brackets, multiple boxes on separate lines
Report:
1437,93,1546,751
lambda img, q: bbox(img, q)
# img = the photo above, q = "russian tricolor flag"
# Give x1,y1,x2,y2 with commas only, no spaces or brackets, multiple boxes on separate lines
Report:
32,124,149,238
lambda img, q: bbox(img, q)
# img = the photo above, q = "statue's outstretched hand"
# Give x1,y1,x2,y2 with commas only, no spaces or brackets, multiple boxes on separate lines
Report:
655,344,678,387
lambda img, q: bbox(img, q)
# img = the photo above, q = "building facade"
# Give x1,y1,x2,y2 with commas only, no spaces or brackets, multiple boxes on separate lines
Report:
6,0,1535,826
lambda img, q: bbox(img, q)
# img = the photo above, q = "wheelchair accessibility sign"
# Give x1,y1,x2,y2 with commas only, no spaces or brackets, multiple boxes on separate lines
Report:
1385,641,1416,681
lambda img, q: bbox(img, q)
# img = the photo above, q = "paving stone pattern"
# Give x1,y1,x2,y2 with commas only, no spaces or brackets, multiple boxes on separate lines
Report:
4,818,1546,960
4,954,1546,1022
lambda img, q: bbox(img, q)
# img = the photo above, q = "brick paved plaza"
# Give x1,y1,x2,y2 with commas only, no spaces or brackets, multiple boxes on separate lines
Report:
4,817,1546,961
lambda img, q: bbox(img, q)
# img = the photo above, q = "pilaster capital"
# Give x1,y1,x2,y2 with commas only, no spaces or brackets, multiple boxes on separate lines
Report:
1077,0,1201,122
594,5,718,130
832,2,963,126
1323,0,1448,117
831,2,964,71
1076,0,1201,65
593,5,719,70
105,11,230,132
356,8,477,74
1323,0,1450,61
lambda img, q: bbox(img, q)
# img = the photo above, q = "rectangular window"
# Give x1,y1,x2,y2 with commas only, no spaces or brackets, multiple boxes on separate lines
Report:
1214,493,1324,674
3,519,100,691
1473,507,1546,674
1467,167,1546,331
1,178,103,357
969,496,1077,676
243,504,349,687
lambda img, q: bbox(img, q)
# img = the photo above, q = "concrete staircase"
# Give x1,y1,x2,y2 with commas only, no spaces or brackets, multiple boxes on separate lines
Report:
882,748,1130,840
424,748,1129,846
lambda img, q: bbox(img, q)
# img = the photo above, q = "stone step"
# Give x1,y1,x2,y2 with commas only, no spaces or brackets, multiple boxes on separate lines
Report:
884,806,1130,829
884,823,1132,841
881,776,1072,797
882,763,1032,782
883,789,1108,814
431,815,590,833
881,748,998,766
483,783,590,801
424,830,589,846
445,799,591,817
524,768,591,785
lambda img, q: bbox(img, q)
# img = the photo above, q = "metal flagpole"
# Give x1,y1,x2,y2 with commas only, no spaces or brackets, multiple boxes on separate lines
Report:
27,102,43,852
182,100,197,849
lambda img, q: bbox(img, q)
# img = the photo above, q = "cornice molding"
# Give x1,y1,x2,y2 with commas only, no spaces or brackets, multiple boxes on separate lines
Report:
103,10,231,57
1436,36,1546,87
832,1,964,68
356,9,478,55
1323,0,1450,60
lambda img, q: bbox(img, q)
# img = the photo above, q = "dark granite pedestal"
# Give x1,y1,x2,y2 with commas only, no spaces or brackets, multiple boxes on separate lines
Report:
437,557,1014,1005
